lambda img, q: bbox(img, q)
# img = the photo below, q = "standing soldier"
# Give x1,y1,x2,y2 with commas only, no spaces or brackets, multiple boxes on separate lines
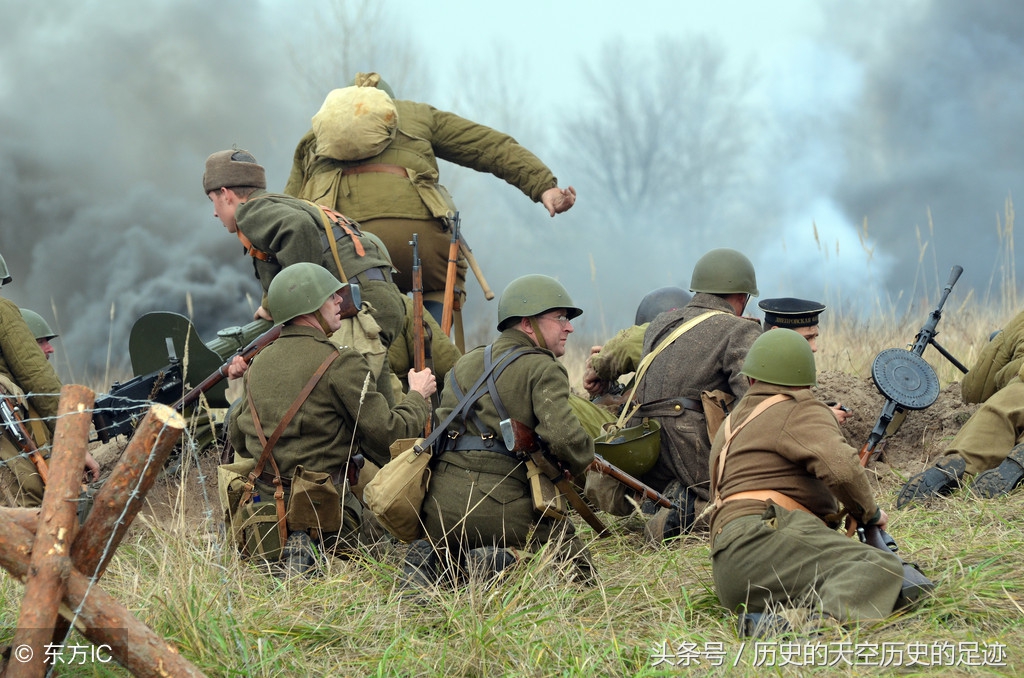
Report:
708,329,904,633
284,72,577,350
228,263,435,576
1,252,99,507
404,275,596,586
203,148,406,403
632,249,762,542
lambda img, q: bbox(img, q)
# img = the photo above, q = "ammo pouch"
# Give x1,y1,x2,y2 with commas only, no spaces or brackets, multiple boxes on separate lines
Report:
219,458,284,561
407,165,458,224
286,465,342,534
700,389,735,441
524,458,566,521
218,458,257,544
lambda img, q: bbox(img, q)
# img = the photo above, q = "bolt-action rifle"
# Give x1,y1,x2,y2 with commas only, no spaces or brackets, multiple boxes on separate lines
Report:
0,396,49,483
441,212,461,337
859,265,969,466
589,454,683,512
410,234,432,435
500,418,610,536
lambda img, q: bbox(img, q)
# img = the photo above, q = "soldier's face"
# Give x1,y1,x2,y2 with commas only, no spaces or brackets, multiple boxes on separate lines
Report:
319,291,345,334
37,339,54,361
794,326,820,353
208,189,238,233
536,309,574,357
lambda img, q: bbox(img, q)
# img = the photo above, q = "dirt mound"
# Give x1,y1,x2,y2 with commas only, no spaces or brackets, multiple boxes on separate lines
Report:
814,370,977,490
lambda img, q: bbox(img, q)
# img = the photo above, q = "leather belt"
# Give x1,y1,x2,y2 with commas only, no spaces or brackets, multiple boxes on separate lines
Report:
258,467,345,489
443,434,520,460
638,396,704,414
720,489,812,515
341,163,409,178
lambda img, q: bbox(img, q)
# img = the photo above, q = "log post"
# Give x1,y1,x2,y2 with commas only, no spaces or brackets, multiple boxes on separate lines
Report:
0,517,206,678
8,385,94,678
71,403,185,578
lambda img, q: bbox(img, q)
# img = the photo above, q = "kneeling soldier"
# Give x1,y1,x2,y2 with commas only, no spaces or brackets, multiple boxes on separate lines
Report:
708,329,905,633
228,263,435,576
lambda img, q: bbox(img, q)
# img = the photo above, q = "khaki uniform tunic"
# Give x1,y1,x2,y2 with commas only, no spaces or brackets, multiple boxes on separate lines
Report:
0,297,61,506
634,293,762,500
422,330,593,565
943,309,1024,474
708,382,902,622
284,100,559,296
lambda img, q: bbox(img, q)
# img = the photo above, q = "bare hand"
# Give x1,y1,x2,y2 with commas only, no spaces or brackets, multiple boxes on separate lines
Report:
827,401,851,426
227,355,249,380
255,305,273,322
408,368,437,400
874,509,889,531
541,186,577,216
83,451,100,483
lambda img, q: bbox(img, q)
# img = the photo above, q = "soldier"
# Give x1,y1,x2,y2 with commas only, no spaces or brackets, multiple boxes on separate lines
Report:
284,72,577,350
758,297,850,425
203,148,406,402
897,308,1024,506
227,263,435,575
1,252,99,507
708,329,905,634
404,275,596,586
19,308,58,361
632,249,763,542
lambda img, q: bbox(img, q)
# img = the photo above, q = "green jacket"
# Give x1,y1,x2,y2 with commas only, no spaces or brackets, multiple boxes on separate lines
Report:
0,297,60,434
228,324,430,472
284,100,559,221
960,309,1024,404
234,190,393,301
590,323,647,383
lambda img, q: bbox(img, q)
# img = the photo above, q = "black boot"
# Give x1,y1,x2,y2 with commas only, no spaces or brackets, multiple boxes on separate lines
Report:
896,456,967,508
400,539,439,590
972,443,1024,498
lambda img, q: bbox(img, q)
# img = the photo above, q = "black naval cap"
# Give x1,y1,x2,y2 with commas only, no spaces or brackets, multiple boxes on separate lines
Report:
759,297,826,328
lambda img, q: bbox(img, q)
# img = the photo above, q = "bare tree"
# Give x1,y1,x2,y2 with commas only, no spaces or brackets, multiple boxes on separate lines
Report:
560,37,759,247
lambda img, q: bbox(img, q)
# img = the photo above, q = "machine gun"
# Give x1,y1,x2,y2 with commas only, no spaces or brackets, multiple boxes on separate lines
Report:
859,265,969,465
92,314,275,443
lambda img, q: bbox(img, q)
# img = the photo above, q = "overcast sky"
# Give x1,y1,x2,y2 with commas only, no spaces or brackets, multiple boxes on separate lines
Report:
1,0,1017,381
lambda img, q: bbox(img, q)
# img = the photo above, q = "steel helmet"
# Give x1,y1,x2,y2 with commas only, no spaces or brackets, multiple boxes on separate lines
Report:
496,274,582,331
741,328,816,387
634,286,692,325
267,263,346,326
689,248,759,296
19,308,57,341
594,418,661,477
0,251,10,286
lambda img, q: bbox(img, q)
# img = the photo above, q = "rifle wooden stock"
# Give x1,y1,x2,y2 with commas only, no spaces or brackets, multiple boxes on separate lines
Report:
441,214,461,336
171,324,281,413
459,235,494,300
590,454,680,511
503,418,609,537
410,234,431,435
0,397,49,484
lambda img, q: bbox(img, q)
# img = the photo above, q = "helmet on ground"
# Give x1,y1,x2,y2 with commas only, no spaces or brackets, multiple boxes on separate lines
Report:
496,274,582,331
689,248,758,296
594,418,661,477
19,309,57,341
741,328,816,387
267,263,345,326
0,251,10,286
635,286,692,325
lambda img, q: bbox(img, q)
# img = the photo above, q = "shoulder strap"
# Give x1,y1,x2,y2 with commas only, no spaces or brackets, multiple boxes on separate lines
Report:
710,393,792,508
305,201,366,283
615,310,726,428
415,347,541,453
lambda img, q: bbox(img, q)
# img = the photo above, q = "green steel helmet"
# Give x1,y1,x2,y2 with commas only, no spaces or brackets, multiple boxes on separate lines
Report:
689,248,759,296
594,418,661,477
496,274,582,331
19,308,57,341
267,263,345,326
634,286,692,325
741,328,817,387
0,251,10,286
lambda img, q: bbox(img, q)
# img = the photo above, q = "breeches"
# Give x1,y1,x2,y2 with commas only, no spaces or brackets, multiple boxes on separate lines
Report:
946,381,1024,474
359,217,467,295
711,505,903,622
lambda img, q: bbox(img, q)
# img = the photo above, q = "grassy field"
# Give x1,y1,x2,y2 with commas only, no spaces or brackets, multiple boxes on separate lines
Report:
3,230,1024,676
